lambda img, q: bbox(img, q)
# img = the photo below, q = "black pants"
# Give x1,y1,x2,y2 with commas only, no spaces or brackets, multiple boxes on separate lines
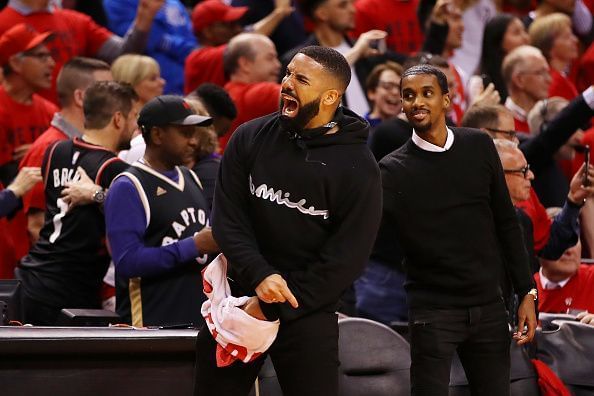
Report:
194,310,339,396
409,300,511,396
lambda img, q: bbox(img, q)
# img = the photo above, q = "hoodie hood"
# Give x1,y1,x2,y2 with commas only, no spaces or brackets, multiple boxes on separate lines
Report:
288,107,370,149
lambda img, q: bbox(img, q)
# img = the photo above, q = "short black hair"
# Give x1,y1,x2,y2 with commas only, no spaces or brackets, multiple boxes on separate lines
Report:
299,0,328,18
83,81,139,130
297,45,351,92
401,64,449,95
195,83,237,120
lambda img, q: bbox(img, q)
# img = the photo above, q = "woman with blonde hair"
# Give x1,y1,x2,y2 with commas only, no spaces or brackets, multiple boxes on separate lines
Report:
111,54,166,105
529,13,579,100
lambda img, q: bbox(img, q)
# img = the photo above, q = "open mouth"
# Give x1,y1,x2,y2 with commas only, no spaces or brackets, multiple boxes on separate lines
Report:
281,94,299,118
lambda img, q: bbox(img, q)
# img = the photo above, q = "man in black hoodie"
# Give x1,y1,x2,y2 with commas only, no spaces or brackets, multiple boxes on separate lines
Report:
379,65,537,396
194,46,382,396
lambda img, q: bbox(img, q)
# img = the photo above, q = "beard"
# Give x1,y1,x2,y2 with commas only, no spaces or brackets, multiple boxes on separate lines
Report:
279,96,321,133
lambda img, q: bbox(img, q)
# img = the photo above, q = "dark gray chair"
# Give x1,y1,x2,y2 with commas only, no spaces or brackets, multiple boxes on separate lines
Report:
449,340,539,396
536,319,594,395
338,317,411,396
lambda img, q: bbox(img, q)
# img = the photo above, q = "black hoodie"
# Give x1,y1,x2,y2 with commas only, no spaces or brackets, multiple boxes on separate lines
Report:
212,107,382,322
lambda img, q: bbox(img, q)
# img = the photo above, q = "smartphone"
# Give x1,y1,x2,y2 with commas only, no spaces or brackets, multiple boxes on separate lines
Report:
582,145,590,187
370,38,387,54
480,74,492,89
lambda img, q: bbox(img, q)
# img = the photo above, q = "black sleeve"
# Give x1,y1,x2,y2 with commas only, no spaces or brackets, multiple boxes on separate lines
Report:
421,21,448,55
520,93,593,174
271,158,383,322
485,135,535,296
212,125,280,291
97,157,130,188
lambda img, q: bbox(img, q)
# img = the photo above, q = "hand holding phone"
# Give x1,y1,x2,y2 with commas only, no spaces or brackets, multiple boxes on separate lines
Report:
583,145,590,187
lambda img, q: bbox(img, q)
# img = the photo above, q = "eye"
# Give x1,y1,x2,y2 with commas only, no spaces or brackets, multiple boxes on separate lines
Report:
424,90,433,97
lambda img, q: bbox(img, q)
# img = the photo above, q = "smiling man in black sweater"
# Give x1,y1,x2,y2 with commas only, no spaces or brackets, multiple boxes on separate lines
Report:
379,65,537,396
194,46,382,396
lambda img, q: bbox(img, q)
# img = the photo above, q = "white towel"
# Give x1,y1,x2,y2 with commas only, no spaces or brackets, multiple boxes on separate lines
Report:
201,254,280,367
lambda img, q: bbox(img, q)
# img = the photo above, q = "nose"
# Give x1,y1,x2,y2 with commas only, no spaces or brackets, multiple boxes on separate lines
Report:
159,77,165,87
527,169,535,181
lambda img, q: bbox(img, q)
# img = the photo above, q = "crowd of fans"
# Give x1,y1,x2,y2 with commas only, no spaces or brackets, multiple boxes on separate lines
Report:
1,0,594,371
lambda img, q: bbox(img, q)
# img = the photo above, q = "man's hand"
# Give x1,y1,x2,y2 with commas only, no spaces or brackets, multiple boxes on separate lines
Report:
13,144,32,161
241,296,268,321
470,83,501,107
577,311,594,325
345,30,387,65
513,294,537,345
134,0,165,31
193,227,219,254
7,167,41,197
255,274,298,308
568,163,594,204
430,0,454,25
61,167,99,209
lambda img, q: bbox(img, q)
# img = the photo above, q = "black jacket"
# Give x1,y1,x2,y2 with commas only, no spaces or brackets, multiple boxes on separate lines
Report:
212,107,382,322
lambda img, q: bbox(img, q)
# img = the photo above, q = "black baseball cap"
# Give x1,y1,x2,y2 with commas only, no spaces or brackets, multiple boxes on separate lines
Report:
137,95,212,128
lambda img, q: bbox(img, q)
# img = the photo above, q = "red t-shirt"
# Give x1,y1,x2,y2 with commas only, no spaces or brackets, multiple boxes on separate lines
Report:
513,117,530,134
352,0,424,55
0,87,58,167
535,264,594,313
19,124,68,213
516,188,552,252
0,6,112,104
549,68,578,101
576,42,594,93
184,45,227,94
0,182,17,279
221,81,281,151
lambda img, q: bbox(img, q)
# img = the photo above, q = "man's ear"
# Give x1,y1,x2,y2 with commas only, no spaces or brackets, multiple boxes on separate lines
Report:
112,111,123,130
7,54,22,74
322,89,340,106
237,55,251,73
443,92,451,109
73,88,85,108
150,126,164,145
511,71,525,90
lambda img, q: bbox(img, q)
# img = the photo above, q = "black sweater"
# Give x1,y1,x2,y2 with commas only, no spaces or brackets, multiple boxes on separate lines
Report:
212,108,382,322
379,128,534,308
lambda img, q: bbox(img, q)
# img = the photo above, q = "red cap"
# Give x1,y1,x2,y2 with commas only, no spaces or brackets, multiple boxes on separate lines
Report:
0,24,53,66
192,0,248,34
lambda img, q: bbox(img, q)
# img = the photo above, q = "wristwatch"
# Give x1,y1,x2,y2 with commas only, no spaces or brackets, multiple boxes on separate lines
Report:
527,288,538,301
92,187,106,204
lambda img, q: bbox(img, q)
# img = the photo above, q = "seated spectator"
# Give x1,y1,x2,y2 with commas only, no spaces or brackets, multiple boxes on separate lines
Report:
112,54,166,164
111,54,165,106
16,81,139,325
0,0,164,103
0,24,58,265
19,57,113,245
364,61,403,130
536,240,594,316
188,82,237,139
502,45,552,132
529,13,579,100
105,95,218,327
221,33,281,151
470,13,530,103
184,0,293,94
103,0,197,95
523,0,592,40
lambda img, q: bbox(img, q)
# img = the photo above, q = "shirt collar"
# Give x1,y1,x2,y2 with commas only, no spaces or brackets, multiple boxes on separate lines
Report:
411,127,454,152
539,267,572,290
51,112,83,139
504,97,527,122
9,0,54,15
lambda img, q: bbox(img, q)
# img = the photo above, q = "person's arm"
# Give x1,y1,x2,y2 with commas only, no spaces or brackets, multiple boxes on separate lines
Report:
251,0,294,37
520,86,594,174
539,163,594,259
0,167,41,218
485,135,536,343
103,0,197,60
421,0,451,55
95,0,165,62
105,176,212,279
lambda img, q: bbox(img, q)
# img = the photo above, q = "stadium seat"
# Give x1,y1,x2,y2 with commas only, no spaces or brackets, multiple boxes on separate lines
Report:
536,319,594,395
338,317,411,396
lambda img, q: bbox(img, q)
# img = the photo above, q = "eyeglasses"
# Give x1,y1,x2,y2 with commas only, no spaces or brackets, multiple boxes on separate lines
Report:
20,51,53,61
519,68,550,77
485,127,518,140
504,164,531,178
377,81,400,91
